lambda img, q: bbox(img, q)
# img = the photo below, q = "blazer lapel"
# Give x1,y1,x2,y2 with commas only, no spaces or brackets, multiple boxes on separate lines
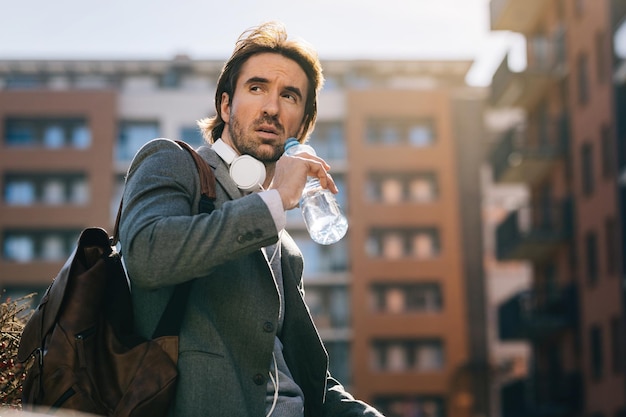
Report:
198,145,243,201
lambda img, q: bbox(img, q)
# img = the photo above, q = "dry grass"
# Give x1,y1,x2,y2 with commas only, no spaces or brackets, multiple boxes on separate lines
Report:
0,293,35,409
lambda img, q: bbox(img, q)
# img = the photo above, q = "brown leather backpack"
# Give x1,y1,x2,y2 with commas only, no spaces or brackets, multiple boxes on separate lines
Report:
17,141,216,416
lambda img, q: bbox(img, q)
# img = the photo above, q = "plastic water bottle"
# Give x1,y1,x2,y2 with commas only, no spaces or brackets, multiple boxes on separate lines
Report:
283,137,348,245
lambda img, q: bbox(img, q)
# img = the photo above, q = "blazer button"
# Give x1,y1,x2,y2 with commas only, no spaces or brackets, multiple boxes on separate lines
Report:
245,232,254,241
253,373,266,385
237,235,246,243
254,228,263,238
263,321,274,332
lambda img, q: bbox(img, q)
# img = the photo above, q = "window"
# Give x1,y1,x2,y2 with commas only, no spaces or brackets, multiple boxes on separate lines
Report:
291,232,349,273
180,126,205,149
577,53,589,105
308,121,345,161
610,316,624,374
116,121,159,163
4,180,35,205
4,74,45,89
3,173,89,206
408,124,434,147
161,67,183,88
382,233,404,259
575,0,584,16
325,341,351,386
553,25,567,68
305,285,350,329
371,283,442,313
585,231,599,283
4,118,90,148
3,230,81,262
122,76,157,92
371,339,444,372
581,143,594,196
74,75,110,90
590,325,604,379
3,235,35,262
381,178,403,203
409,176,437,202
596,31,608,84
43,125,65,148
344,71,371,89
373,396,444,417
367,228,440,259
110,174,126,225
413,233,435,258
70,178,89,205
43,180,65,205
366,118,435,147
601,124,615,178
331,173,348,209
366,172,438,204
531,35,550,70
71,125,92,148
41,236,65,261
381,126,400,145
605,217,618,276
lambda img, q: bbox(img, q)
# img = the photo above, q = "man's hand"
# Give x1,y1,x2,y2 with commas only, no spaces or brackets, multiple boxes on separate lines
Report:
270,152,338,210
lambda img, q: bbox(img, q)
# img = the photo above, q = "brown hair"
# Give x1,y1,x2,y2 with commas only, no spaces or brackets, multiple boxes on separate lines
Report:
197,21,324,144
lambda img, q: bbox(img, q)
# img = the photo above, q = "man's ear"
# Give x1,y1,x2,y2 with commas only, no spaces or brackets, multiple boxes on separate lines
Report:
220,92,231,123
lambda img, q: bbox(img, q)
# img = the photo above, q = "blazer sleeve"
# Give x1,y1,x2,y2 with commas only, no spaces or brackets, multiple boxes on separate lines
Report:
119,138,279,289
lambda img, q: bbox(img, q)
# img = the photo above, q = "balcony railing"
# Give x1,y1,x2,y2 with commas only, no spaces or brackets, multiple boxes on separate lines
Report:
489,114,569,185
490,0,549,33
501,371,583,417
496,196,574,262
490,32,567,109
498,283,579,341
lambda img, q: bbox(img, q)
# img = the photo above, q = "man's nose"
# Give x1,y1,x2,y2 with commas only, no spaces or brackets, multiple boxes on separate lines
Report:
262,92,280,116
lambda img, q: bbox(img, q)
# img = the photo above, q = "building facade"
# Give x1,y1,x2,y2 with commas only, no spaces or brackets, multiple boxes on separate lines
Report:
489,0,626,415
0,57,486,417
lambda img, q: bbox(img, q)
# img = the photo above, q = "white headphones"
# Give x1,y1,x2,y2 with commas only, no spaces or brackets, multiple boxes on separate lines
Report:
212,139,266,192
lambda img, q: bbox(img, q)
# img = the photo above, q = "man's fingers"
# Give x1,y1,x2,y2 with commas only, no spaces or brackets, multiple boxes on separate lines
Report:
307,161,338,194
290,152,331,171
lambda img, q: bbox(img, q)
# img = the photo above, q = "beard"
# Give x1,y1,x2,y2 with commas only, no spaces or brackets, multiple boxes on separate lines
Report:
227,113,285,163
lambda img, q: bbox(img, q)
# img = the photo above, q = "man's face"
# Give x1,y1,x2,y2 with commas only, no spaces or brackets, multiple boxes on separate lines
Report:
220,52,308,163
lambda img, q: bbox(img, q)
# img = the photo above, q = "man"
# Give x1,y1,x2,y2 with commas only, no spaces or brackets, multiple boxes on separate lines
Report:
119,21,384,417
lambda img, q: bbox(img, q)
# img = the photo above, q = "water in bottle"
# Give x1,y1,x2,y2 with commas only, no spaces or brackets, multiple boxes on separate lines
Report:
283,138,348,245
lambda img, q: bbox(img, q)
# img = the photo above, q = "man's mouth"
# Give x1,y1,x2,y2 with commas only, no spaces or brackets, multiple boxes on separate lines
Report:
257,125,278,135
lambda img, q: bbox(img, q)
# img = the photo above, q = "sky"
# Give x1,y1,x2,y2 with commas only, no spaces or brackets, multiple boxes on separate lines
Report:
0,0,526,86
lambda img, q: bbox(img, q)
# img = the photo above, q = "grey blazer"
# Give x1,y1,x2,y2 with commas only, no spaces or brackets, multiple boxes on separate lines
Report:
119,139,382,417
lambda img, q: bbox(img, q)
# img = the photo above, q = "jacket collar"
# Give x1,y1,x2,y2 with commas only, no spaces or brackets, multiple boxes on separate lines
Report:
197,144,243,201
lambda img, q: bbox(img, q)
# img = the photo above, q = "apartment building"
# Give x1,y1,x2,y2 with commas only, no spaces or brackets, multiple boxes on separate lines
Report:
489,0,626,416
0,57,486,417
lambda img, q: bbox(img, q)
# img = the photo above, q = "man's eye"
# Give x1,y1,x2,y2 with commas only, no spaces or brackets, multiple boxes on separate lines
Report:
283,93,297,102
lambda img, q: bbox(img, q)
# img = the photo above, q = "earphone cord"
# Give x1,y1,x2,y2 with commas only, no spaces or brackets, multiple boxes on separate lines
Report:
268,229,283,265
266,352,280,417
265,230,283,417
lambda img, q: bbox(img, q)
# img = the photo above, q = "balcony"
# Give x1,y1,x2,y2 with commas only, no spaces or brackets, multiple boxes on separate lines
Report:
490,33,567,110
489,114,570,185
495,196,574,262
490,0,549,33
501,371,583,417
498,283,579,341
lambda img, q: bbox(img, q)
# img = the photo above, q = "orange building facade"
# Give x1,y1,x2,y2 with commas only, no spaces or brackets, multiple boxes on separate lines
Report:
0,58,487,417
